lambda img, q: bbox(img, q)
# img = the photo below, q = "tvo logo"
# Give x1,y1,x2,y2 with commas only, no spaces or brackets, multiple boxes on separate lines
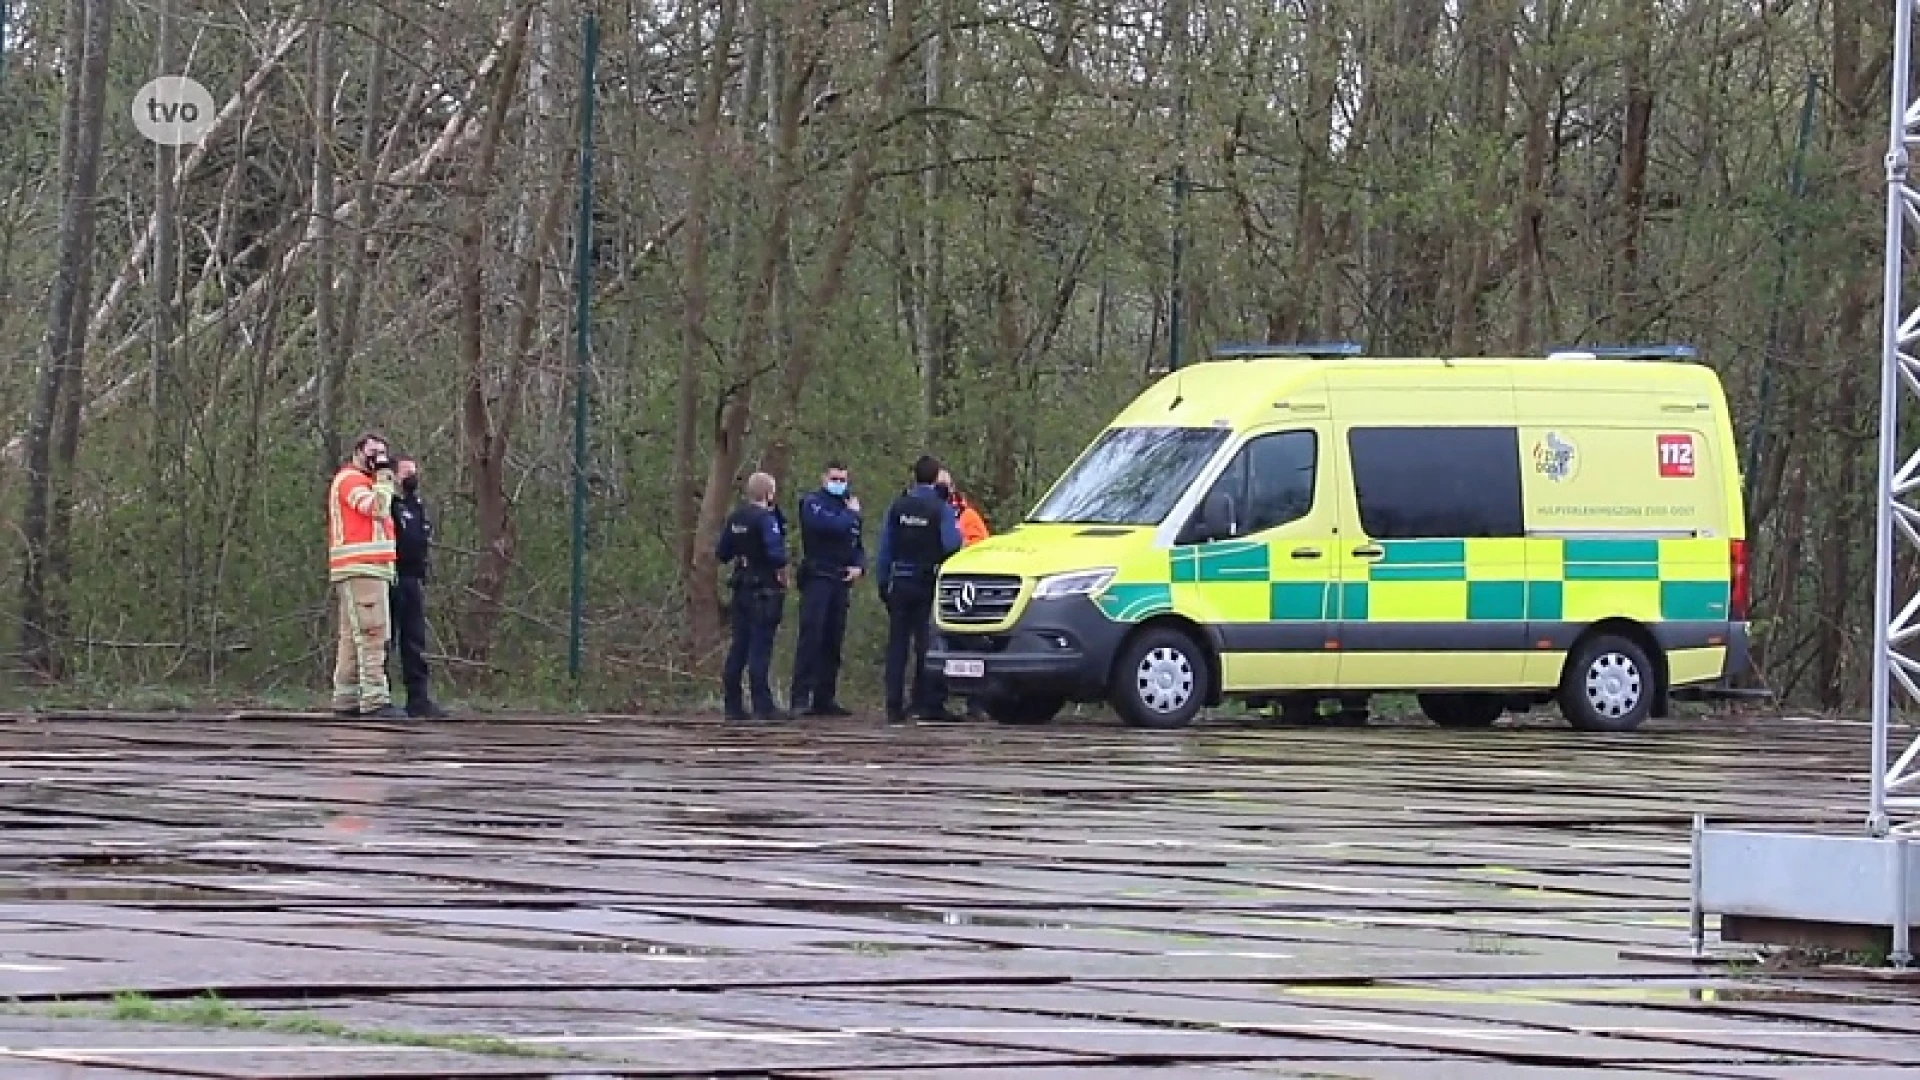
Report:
132,76,216,145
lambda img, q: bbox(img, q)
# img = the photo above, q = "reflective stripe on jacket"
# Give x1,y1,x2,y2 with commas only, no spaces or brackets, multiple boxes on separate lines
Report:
328,465,397,581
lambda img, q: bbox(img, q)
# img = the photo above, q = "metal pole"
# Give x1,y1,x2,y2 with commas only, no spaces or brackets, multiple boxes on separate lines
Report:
1689,813,1706,958
1168,165,1187,371
1892,831,1912,967
567,12,599,681
1870,0,1913,837
1165,3,1191,373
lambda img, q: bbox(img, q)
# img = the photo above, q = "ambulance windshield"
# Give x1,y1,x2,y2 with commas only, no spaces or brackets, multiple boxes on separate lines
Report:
1028,426,1230,526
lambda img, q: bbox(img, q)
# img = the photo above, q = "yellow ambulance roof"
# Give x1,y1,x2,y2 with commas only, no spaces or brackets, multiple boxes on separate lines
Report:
1112,353,1724,431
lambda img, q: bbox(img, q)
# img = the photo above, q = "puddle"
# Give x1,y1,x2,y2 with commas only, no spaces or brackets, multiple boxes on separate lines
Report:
0,882,236,903
377,928,731,955
765,898,1081,930
29,858,250,877
822,940,1006,954
664,807,801,826
1693,987,1884,1003
1296,982,1888,1007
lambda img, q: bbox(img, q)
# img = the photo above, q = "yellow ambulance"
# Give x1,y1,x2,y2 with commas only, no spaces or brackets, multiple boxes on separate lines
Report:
927,344,1751,731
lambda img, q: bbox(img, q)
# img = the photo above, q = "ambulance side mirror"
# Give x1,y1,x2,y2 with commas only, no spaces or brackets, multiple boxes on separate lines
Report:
1200,492,1236,543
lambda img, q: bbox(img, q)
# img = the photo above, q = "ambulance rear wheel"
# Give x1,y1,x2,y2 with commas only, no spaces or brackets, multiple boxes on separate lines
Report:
1559,633,1654,732
1112,628,1210,729
1419,692,1503,728
984,694,1064,726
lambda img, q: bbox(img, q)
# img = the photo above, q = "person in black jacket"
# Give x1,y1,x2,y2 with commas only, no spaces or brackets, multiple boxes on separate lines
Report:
789,460,865,716
876,455,963,723
388,458,449,718
716,471,791,723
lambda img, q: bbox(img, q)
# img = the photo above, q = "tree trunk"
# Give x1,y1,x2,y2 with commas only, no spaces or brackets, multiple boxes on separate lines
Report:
675,0,736,610
915,2,949,442
150,0,184,626
18,0,112,678
454,0,536,663
1511,59,1549,351
150,0,179,449
755,0,921,487
979,9,1077,509
1274,0,1336,342
686,32,810,659
1447,0,1512,354
1614,0,1654,330
309,0,340,476
335,8,388,407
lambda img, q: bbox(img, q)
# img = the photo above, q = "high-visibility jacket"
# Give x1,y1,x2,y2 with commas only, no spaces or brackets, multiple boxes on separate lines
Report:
328,464,397,581
956,499,990,547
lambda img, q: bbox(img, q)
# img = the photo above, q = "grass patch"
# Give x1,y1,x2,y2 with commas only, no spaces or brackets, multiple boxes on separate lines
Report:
32,991,568,1059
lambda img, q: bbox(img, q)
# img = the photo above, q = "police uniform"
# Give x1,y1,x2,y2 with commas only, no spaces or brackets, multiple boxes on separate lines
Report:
716,500,789,720
388,481,446,717
876,483,962,721
789,487,865,715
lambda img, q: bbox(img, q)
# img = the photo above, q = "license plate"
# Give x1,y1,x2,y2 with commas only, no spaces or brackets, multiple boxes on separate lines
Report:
943,658,985,678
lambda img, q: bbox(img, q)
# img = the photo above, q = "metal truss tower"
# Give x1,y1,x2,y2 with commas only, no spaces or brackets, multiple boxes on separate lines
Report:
1691,0,1919,965
1870,0,1920,840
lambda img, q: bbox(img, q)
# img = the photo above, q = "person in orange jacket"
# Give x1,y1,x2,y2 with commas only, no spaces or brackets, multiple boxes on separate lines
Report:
936,469,990,720
938,468,990,548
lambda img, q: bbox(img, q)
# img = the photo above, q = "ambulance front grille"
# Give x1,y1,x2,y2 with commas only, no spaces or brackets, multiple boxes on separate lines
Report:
939,574,1022,625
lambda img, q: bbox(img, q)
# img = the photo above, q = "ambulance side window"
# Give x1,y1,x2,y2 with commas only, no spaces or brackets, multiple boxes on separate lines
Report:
1243,431,1318,534
1180,430,1317,543
1347,426,1524,539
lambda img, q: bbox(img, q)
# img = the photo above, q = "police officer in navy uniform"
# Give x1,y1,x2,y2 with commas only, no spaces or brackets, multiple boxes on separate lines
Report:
389,458,448,718
789,460,865,717
716,471,790,723
876,454,963,723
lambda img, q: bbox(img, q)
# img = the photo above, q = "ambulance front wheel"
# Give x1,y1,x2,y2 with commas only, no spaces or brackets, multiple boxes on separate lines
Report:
1111,627,1211,729
1559,632,1655,732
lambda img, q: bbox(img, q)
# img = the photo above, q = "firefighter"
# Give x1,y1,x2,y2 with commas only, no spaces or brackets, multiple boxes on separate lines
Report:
328,432,409,719
876,455,963,723
716,471,790,723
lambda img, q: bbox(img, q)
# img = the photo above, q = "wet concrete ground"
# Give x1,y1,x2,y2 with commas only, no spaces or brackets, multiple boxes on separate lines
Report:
0,706,1915,1078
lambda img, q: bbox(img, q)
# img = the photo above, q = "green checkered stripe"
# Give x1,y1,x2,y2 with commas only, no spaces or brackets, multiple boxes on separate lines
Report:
1091,538,1728,624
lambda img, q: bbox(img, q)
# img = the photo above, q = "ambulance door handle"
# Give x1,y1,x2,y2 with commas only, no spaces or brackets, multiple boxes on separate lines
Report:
1291,547,1323,560
1351,546,1384,560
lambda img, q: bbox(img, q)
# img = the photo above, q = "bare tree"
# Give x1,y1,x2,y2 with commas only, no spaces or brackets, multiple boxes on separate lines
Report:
18,0,113,677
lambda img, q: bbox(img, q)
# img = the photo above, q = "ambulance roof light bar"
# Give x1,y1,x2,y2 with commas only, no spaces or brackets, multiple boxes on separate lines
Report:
1546,343,1699,362
1209,341,1365,360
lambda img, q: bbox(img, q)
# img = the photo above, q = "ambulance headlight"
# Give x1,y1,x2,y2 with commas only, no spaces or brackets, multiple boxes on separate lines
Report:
1033,568,1116,600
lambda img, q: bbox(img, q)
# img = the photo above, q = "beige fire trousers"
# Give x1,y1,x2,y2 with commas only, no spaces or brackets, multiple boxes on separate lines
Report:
331,576,393,712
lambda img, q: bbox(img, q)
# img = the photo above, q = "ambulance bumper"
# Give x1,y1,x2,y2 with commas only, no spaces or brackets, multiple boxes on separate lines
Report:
927,596,1128,702
1723,620,1753,679
1670,620,1770,702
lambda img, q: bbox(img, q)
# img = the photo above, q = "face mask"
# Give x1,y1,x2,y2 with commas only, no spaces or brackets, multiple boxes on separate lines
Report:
934,484,951,502
825,480,847,497
402,476,419,494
